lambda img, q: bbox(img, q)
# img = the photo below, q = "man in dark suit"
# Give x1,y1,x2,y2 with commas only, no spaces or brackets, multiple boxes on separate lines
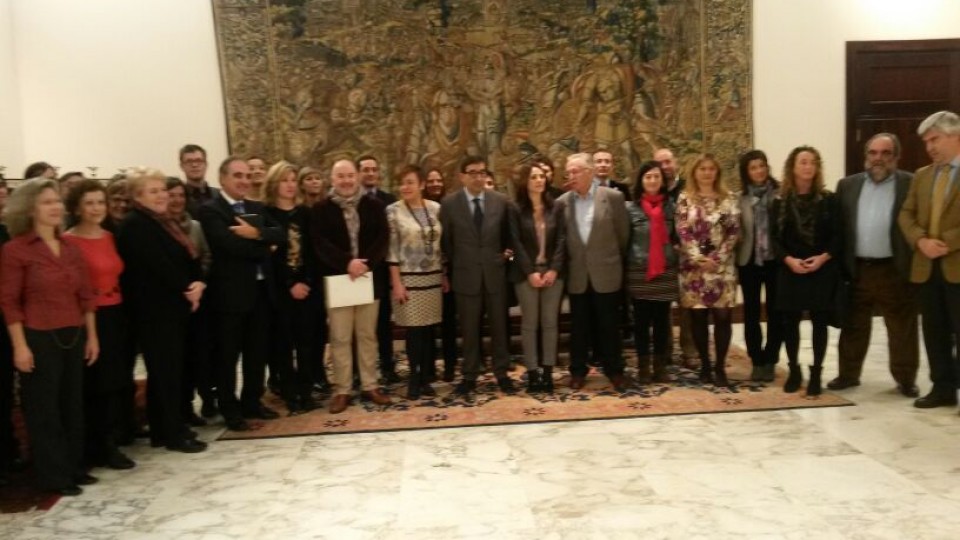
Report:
179,144,219,218
557,153,631,392
199,157,285,431
440,156,515,395
356,155,401,383
832,133,919,396
592,150,630,198
898,110,960,411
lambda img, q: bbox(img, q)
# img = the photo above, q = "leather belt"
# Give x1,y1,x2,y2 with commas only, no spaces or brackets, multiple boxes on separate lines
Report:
856,257,893,265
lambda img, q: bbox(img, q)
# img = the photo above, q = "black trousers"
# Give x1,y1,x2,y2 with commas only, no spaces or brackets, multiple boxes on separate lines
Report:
216,283,270,421
21,327,85,490
271,294,316,404
738,261,783,366
138,313,189,447
632,298,672,356
405,326,434,388
569,285,624,378
311,292,329,386
377,289,395,374
84,305,127,463
182,301,217,417
918,261,960,396
427,290,459,379
0,318,18,473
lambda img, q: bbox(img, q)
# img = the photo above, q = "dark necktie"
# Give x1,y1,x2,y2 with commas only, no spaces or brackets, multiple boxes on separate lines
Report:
231,201,245,214
472,197,483,231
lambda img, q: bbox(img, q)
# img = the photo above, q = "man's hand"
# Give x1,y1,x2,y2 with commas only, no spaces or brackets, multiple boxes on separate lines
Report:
229,217,260,239
347,258,369,279
917,238,949,259
290,283,311,300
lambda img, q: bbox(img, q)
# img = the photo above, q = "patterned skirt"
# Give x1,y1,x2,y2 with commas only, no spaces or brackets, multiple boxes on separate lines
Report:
393,270,443,328
628,266,679,302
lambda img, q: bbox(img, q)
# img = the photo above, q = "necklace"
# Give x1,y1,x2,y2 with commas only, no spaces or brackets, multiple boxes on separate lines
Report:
404,200,436,258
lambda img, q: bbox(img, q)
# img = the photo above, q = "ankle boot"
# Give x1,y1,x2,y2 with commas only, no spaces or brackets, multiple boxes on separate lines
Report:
541,366,554,393
783,362,802,393
807,366,823,396
652,354,675,383
526,369,542,393
636,355,652,384
699,357,713,383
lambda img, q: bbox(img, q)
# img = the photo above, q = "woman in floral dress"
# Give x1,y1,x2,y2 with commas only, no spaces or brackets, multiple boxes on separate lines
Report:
676,154,741,387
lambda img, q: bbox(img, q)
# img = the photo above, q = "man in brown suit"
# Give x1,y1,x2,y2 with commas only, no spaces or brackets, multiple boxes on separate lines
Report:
556,153,631,392
898,110,960,411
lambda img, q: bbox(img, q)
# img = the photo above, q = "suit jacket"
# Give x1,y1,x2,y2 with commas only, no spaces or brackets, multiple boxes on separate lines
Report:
595,177,631,199
440,189,512,295
898,162,960,283
116,208,202,320
311,195,390,299
735,183,780,267
198,196,285,313
556,186,630,294
837,170,913,280
508,201,566,283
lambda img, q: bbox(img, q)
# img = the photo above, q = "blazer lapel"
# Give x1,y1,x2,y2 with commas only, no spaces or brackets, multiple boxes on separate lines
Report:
585,190,608,247
563,195,584,250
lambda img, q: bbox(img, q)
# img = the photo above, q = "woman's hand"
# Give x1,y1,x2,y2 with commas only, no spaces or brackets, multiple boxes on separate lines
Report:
527,272,544,288
13,345,34,373
290,282,311,300
184,281,206,312
85,335,100,366
802,253,831,272
785,256,808,274
393,283,410,304
542,270,558,287
442,275,451,293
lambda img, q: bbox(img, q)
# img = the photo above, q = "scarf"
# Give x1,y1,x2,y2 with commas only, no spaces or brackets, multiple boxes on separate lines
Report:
329,189,363,258
134,202,198,259
783,192,820,249
747,181,774,265
641,193,669,281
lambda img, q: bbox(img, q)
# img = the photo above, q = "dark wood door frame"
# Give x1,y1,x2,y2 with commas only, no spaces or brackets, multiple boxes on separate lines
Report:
846,39,960,176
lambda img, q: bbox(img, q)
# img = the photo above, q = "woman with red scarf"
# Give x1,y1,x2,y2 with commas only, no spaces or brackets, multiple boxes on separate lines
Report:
116,168,208,453
627,161,680,384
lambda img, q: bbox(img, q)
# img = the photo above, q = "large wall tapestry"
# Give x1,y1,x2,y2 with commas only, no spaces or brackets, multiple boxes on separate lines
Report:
212,0,751,191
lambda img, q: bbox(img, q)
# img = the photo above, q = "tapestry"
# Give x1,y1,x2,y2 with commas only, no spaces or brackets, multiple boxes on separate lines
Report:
212,0,752,190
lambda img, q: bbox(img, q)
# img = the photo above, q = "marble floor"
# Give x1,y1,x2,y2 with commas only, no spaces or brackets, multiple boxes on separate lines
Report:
2,320,959,539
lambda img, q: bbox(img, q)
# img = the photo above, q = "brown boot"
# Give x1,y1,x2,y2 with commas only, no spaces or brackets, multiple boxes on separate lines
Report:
636,355,652,384
652,354,675,383
329,394,350,414
361,388,393,406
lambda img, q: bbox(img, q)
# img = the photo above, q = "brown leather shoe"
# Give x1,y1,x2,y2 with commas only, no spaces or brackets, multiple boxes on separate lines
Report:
329,394,350,414
569,375,586,391
361,389,393,406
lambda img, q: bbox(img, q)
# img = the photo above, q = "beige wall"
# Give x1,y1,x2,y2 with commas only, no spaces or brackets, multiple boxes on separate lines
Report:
3,0,960,184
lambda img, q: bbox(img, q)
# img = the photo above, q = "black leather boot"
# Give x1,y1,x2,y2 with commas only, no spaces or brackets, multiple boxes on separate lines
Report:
526,369,542,393
783,362,803,393
636,355,652,384
541,366,554,393
652,355,675,383
807,366,823,396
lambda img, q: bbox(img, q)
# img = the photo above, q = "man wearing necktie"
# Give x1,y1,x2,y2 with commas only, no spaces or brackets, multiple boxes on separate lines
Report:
898,111,960,413
439,156,516,396
199,157,285,431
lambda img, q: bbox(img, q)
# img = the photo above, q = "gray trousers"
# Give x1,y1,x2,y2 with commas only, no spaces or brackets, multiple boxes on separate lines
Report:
457,287,510,381
514,279,565,369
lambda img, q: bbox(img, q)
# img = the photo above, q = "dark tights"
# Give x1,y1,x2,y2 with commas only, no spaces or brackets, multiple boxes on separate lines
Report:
781,310,831,368
690,308,733,366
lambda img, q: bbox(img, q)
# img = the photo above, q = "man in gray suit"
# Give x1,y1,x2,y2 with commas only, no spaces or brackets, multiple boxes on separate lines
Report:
440,156,515,395
557,153,631,392
831,133,919,396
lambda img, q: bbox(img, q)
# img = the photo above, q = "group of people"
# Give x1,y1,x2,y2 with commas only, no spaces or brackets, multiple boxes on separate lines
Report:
1,109,959,497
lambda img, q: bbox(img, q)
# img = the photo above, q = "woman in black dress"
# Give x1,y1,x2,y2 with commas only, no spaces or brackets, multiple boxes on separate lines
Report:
772,146,841,396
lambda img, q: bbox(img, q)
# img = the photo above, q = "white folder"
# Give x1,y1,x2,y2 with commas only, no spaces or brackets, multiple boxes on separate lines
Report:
324,273,375,309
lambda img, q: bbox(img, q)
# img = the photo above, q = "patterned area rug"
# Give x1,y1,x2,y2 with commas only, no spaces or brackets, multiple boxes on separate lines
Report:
219,344,853,440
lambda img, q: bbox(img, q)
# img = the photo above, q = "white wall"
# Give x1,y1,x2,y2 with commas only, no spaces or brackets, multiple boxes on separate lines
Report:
753,0,960,185
3,0,960,184
8,0,228,180
0,0,24,177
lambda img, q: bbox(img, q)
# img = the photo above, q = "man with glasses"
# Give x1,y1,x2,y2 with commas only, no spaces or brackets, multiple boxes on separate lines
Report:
440,156,515,396
179,144,219,217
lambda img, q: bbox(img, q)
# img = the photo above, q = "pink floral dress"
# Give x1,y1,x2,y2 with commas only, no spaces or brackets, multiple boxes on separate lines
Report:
676,192,741,308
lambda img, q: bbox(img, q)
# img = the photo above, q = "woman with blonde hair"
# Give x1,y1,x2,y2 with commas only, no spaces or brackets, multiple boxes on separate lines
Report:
297,166,326,207
675,154,741,387
0,178,99,495
771,146,841,396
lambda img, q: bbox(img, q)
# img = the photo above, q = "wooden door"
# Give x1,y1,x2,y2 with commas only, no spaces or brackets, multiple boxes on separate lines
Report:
846,39,960,175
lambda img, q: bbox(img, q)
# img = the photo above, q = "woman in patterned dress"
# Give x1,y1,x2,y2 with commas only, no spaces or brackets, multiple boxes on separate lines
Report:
626,161,679,384
771,146,840,396
676,154,741,387
387,165,446,400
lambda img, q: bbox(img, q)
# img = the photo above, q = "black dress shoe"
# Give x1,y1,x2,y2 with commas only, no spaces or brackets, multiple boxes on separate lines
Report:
897,384,920,398
242,406,280,420
826,377,861,390
442,368,456,383
497,377,517,395
419,384,437,397
609,374,632,393
167,439,208,453
382,370,403,384
74,473,98,486
225,418,252,432
52,485,82,496
914,392,958,409
185,412,208,427
106,450,136,470
453,380,476,396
